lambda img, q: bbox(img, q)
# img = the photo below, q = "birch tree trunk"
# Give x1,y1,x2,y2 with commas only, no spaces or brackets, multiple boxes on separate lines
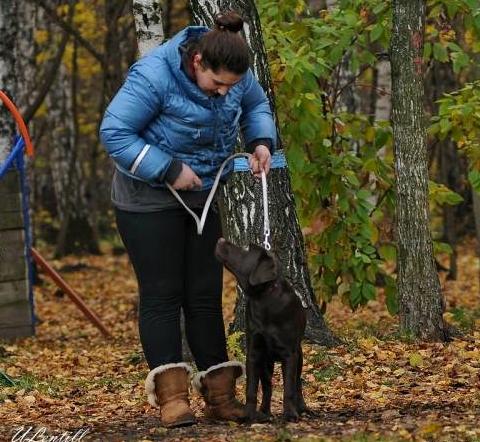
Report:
46,9,99,257
0,0,35,338
391,0,447,341
189,0,338,346
132,0,165,56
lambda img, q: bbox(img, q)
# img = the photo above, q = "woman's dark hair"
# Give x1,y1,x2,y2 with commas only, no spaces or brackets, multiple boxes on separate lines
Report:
197,11,250,75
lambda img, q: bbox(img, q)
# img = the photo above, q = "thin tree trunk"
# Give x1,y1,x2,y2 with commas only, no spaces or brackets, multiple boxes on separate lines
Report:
189,0,338,346
0,0,35,338
46,6,99,257
104,0,128,98
391,0,447,341
132,0,165,56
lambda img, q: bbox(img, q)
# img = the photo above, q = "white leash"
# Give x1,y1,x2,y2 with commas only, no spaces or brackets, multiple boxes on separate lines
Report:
166,152,271,250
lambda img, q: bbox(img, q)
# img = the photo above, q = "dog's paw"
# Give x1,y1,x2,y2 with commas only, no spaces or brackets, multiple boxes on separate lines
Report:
283,410,299,422
258,407,273,420
245,408,271,424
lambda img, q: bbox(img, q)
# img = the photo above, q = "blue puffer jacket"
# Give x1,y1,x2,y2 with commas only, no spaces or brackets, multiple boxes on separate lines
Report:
99,26,276,190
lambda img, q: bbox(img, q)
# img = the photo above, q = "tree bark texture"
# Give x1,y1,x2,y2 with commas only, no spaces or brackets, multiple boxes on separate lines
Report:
0,0,18,162
0,0,35,338
132,0,165,56
46,31,99,257
391,0,447,341
189,0,338,346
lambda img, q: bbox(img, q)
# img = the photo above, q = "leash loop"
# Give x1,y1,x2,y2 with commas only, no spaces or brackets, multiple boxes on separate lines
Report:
167,153,271,249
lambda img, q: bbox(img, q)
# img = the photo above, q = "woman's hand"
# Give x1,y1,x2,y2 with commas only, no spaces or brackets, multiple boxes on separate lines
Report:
249,145,271,178
172,163,203,190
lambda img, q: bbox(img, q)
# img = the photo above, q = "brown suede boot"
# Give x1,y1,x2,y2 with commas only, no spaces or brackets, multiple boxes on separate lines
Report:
193,361,246,422
145,363,196,428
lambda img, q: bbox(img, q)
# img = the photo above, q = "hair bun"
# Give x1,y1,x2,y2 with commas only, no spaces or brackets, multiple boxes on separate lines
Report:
214,11,244,33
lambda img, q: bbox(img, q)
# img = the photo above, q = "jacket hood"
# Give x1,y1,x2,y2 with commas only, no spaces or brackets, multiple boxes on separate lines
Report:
164,26,219,107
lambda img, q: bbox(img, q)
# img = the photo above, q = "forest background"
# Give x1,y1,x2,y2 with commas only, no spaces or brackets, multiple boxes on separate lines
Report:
0,0,480,441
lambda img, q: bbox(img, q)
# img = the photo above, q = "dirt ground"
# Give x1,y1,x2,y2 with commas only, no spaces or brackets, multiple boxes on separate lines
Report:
1,240,479,441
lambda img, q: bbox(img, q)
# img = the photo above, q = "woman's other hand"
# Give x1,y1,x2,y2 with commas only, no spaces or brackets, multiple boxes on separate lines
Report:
172,163,203,190
249,145,271,178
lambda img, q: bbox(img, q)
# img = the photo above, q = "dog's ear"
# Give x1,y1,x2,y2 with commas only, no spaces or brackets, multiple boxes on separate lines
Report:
248,251,278,286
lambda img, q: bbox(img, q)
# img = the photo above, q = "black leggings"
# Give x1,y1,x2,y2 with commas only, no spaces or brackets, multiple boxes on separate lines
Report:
115,207,228,371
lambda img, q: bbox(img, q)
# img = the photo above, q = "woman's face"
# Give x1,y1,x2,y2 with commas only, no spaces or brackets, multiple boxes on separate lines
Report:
192,53,243,96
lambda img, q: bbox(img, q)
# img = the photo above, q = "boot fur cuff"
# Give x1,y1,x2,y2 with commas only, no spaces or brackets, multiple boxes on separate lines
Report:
145,362,193,407
192,360,245,393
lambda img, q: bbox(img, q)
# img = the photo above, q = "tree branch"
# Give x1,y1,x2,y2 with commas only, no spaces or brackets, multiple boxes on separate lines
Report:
23,30,70,124
29,0,106,69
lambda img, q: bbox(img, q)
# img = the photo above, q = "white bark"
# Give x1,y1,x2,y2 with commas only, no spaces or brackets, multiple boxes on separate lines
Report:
48,63,77,222
132,0,165,56
15,1,37,116
375,60,391,121
0,0,18,162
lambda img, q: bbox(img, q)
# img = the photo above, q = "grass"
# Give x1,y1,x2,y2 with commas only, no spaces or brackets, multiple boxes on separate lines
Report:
313,364,342,382
449,306,480,332
0,373,68,400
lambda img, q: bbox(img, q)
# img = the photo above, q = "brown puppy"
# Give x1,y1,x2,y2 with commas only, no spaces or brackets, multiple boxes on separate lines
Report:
215,238,308,422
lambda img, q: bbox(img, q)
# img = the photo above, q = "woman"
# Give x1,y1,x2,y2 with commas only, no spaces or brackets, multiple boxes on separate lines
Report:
100,11,276,427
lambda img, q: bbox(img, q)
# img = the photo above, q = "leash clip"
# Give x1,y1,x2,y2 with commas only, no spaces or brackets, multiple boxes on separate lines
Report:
261,170,271,251
263,228,271,251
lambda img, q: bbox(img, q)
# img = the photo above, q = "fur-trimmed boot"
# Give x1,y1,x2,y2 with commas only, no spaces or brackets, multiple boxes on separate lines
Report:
193,361,246,422
145,362,196,428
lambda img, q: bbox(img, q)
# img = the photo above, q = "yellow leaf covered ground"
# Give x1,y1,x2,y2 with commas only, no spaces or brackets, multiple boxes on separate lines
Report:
1,240,479,441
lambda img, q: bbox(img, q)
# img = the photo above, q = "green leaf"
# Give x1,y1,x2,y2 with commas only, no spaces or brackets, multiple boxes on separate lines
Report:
429,181,464,205
433,43,449,62
344,11,358,27
370,23,384,42
372,3,388,14
424,42,432,59
439,118,452,133
338,196,349,212
379,244,397,261
447,42,462,52
451,51,470,74
361,282,376,301
469,169,480,193
363,245,376,255
345,172,360,187
374,129,390,149
350,282,362,308
385,282,398,315
434,241,453,255
446,3,459,19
